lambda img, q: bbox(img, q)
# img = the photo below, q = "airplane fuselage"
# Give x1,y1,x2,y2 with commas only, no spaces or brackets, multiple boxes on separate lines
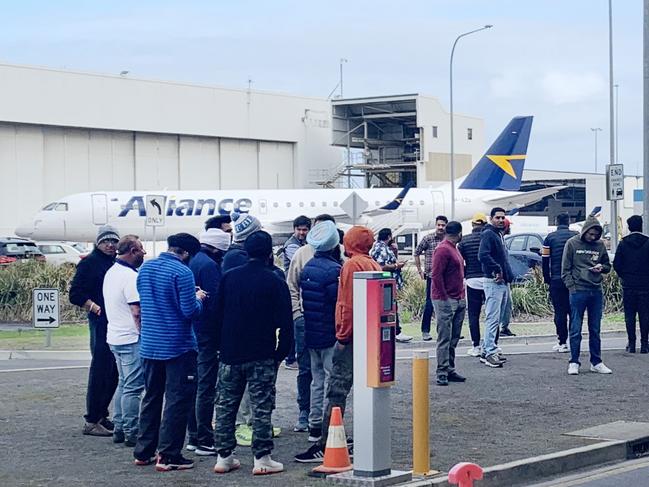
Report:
16,185,520,242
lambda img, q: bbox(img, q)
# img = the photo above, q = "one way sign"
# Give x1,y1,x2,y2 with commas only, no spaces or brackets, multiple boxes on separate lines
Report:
33,288,60,329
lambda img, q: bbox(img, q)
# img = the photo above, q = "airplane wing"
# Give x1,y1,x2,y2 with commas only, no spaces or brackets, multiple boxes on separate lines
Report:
265,184,412,230
484,186,566,209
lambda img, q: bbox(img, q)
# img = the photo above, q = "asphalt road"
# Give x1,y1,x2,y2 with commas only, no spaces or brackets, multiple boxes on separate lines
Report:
1,337,648,487
530,458,649,486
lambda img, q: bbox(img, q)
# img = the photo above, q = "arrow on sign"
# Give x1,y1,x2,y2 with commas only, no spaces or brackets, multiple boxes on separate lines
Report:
150,199,162,215
37,317,56,325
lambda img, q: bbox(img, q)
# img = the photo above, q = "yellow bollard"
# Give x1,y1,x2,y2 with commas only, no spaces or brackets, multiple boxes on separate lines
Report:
412,349,437,476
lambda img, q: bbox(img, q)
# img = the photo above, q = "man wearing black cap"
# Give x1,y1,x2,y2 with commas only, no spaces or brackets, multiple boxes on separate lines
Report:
70,224,120,437
213,231,293,475
133,233,208,471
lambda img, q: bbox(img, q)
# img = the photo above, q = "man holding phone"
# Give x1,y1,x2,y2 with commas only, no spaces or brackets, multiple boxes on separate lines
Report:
561,215,612,375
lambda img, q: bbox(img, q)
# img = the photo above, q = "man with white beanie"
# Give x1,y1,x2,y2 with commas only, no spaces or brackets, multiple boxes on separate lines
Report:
186,227,231,455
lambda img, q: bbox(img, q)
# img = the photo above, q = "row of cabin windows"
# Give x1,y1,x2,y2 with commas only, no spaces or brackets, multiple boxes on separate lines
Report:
260,200,427,209
432,126,473,140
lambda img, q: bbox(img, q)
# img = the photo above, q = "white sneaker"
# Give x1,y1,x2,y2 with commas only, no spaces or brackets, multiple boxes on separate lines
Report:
467,346,481,357
557,344,569,353
214,454,241,474
590,362,612,374
568,363,580,375
396,333,413,343
252,454,283,475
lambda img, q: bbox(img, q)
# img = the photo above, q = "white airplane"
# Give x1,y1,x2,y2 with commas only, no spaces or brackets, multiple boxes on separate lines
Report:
16,116,561,242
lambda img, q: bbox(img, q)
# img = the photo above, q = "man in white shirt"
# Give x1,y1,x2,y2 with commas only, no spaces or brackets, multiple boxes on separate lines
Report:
103,235,146,446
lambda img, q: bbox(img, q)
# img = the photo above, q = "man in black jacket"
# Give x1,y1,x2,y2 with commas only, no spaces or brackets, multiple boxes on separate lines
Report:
613,215,649,353
458,213,487,357
213,231,293,475
478,208,513,368
542,213,578,353
69,224,120,436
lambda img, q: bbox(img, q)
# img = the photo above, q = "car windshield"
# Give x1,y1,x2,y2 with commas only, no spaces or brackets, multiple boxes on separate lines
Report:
42,202,57,211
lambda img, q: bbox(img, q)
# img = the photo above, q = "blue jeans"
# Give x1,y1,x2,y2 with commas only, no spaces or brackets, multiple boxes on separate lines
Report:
483,280,509,357
421,277,433,334
569,290,603,366
294,315,312,414
110,342,144,440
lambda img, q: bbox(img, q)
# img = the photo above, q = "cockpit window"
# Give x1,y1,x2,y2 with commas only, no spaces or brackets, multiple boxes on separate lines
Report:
55,203,68,211
42,203,57,211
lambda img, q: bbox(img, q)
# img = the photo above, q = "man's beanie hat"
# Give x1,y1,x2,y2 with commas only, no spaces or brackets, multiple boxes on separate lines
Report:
231,212,262,243
199,228,231,252
96,225,120,245
167,233,201,256
244,230,273,259
306,220,339,252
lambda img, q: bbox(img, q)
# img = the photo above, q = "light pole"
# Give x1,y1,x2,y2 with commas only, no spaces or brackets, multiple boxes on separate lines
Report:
614,83,619,164
339,58,348,98
450,25,493,219
591,127,602,172
608,0,619,252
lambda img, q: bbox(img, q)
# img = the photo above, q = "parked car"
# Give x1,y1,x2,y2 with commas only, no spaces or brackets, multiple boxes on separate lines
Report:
0,237,46,264
36,241,89,266
505,232,546,282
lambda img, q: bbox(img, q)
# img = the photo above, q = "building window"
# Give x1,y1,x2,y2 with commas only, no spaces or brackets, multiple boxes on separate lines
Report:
432,126,438,138
467,128,473,140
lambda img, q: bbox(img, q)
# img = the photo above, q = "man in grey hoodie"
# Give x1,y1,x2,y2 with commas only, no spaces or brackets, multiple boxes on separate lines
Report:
561,215,612,375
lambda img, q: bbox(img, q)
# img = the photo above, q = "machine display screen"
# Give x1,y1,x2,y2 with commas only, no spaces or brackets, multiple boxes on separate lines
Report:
383,284,393,311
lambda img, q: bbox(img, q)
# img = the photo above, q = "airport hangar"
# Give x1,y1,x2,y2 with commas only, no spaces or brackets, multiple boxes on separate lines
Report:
0,63,485,237
0,62,635,239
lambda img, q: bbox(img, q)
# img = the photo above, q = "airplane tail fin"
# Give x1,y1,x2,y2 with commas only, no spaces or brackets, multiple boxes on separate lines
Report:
459,116,533,191
379,182,413,211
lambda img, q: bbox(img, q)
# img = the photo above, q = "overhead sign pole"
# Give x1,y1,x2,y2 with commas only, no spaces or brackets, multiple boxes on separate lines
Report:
145,195,166,256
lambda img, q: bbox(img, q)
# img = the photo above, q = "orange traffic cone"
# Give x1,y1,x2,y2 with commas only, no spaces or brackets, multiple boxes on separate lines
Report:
312,406,352,475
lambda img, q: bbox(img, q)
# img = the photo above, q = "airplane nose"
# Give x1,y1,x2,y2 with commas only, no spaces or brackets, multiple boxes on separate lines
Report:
14,224,34,238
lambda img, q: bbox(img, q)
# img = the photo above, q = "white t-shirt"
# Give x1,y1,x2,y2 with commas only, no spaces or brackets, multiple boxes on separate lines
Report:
103,261,140,346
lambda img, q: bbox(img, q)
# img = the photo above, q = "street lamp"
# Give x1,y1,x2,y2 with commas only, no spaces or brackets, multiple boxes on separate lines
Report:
591,127,602,172
450,25,493,219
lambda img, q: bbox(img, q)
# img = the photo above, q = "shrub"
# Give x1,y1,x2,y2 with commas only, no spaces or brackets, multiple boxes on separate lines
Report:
0,261,86,323
398,265,623,320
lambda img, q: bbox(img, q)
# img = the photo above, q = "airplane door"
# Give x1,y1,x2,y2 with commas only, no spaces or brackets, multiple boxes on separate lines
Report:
432,191,445,216
91,193,108,225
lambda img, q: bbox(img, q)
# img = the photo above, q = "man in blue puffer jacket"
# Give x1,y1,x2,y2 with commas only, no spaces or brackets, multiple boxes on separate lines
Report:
299,220,342,443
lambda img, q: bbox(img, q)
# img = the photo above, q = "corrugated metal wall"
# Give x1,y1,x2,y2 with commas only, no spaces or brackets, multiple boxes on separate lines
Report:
0,122,295,235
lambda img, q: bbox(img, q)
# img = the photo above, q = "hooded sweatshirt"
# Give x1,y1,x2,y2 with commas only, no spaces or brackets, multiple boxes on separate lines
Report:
561,216,611,292
335,226,381,343
613,231,649,290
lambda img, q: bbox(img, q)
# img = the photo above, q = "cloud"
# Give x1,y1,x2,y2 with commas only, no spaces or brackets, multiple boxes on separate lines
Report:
540,71,606,105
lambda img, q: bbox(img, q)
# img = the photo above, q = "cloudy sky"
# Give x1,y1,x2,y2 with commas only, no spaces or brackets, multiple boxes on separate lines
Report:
1,0,643,174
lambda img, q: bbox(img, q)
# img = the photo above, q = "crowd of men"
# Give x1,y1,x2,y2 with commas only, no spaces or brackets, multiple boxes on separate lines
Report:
69,206,647,475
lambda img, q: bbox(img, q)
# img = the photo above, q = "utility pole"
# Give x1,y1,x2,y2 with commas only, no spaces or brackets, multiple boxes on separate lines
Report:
591,127,602,172
642,0,649,233
608,0,619,252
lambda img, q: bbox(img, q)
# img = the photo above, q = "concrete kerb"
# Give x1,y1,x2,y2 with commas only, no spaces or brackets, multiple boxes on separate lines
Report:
0,350,91,360
398,440,630,487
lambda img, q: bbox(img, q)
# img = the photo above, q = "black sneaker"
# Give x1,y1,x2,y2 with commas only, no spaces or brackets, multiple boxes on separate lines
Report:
436,375,448,386
155,455,194,472
308,427,322,443
134,456,156,466
482,354,503,368
447,372,466,382
295,443,325,463
113,430,125,444
195,444,217,456
99,417,115,432
124,437,137,448
497,353,507,362
500,328,516,337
